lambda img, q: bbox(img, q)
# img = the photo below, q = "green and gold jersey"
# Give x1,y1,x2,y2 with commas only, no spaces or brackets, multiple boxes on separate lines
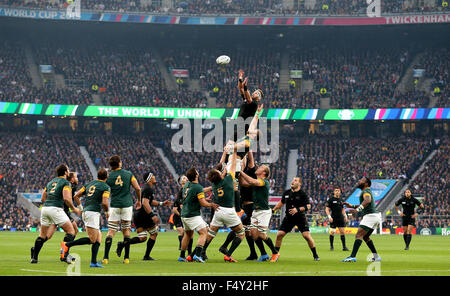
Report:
252,178,270,211
212,173,235,208
181,182,205,218
43,177,72,208
106,168,136,208
79,180,111,213
360,188,378,216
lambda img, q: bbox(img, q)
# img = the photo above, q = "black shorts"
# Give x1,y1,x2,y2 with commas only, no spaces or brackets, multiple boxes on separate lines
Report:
173,214,183,228
133,211,156,230
279,214,309,233
402,216,416,226
330,216,346,229
64,209,74,223
242,203,254,226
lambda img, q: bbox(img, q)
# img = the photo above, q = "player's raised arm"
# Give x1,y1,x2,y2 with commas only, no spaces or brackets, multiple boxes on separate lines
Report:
238,70,252,104
248,104,263,134
41,188,47,203
239,170,265,187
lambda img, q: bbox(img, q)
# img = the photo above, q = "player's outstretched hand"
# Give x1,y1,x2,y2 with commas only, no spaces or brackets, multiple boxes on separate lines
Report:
257,103,264,113
342,202,352,208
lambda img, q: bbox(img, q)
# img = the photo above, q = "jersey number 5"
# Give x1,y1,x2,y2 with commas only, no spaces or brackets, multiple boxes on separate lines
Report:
115,175,123,187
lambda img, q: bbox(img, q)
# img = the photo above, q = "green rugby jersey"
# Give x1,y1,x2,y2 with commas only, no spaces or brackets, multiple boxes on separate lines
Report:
181,182,205,218
252,178,270,211
360,188,378,216
212,173,235,208
79,180,111,213
106,168,136,208
43,177,72,208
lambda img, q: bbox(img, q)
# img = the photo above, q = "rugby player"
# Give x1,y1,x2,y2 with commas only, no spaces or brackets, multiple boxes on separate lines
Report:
342,177,382,262
394,189,424,250
173,175,193,254
62,168,110,267
30,164,81,263
102,155,141,264
325,187,349,251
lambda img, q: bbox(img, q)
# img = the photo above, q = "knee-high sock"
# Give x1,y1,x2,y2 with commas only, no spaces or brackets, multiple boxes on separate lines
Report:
32,237,47,259
246,236,257,256
403,233,408,245
221,231,236,249
254,238,267,255
178,235,183,249
103,236,113,259
202,239,211,255
310,247,318,258
91,242,100,264
329,235,334,248
226,236,243,257
406,234,412,247
144,238,156,258
123,237,131,259
263,237,278,255
340,235,346,248
350,239,363,258
188,238,193,254
130,237,142,245
366,239,379,258
67,237,91,248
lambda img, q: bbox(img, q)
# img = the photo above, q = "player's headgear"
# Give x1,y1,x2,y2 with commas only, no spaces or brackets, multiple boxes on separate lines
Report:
143,171,154,183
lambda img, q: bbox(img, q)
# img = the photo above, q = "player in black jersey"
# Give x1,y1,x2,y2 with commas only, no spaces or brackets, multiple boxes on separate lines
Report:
237,69,263,133
116,171,171,261
394,189,424,250
173,175,193,254
325,187,349,251
272,177,320,261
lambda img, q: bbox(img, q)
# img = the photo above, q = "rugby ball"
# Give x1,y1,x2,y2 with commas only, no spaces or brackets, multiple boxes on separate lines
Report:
216,55,230,65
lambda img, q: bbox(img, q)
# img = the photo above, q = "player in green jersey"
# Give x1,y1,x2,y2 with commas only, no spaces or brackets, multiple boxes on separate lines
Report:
61,168,110,267
178,167,219,263
342,177,382,262
102,155,142,264
30,164,81,264
203,146,246,263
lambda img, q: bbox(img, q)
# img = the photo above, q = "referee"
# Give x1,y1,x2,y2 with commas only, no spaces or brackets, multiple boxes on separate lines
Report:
325,187,349,251
272,177,320,261
394,189,424,250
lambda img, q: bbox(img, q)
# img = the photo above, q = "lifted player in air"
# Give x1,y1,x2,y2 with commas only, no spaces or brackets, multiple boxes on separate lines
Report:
102,155,142,264
62,168,110,267
30,164,81,264
394,189,424,250
342,177,382,263
272,177,320,261
325,187,349,251
203,145,246,262
116,171,171,261
178,167,219,263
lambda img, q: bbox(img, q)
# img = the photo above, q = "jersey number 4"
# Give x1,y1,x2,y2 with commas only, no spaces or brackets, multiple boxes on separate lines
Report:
115,175,124,187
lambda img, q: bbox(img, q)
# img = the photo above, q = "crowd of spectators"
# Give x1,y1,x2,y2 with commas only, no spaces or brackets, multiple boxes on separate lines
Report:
0,0,448,15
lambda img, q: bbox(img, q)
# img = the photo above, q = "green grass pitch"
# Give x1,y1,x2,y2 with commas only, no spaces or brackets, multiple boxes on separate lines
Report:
1,231,449,276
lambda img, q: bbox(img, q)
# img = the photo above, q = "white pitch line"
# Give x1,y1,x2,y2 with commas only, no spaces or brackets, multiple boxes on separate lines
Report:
20,268,450,276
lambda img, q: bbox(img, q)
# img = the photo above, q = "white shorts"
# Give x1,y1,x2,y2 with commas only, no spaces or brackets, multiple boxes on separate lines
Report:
82,211,101,230
251,209,272,228
210,206,241,228
40,206,70,227
360,213,382,230
181,216,208,232
227,158,242,173
108,206,133,222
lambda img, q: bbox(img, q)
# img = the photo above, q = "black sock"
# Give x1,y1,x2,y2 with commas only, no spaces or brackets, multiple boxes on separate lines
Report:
246,236,257,256
340,235,346,248
188,238,193,254
403,233,408,245
310,247,318,258
350,239,363,258
91,242,100,264
226,236,242,257
195,245,203,257
203,239,211,254
178,235,183,249
406,234,412,247
32,237,46,259
221,231,236,249
263,237,278,255
366,240,379,257
130,237,142,245
123,237,131,259
103,236,112,259
144,238,156,258
180,249,186,258
275,246,280,252
67,237,91,248
255,238,267,255
329,235,334,248
63,233,75,242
